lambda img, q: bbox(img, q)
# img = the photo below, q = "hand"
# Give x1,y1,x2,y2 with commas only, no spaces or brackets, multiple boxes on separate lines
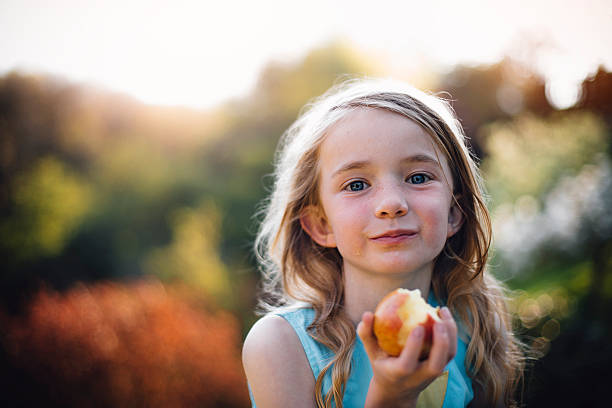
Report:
357,307,458,408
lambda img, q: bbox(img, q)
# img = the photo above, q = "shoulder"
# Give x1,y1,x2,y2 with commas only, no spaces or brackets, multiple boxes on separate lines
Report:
242,313,305,358
242,313,315,407
243,308,314,355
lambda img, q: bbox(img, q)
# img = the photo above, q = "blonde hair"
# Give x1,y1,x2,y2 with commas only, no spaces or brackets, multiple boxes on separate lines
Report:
254,77,524,407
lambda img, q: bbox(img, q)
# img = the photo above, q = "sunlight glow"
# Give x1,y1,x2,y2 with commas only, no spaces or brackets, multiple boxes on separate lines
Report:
1,0,610,108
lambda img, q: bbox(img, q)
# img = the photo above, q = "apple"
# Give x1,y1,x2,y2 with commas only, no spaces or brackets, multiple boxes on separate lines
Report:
373,288,442,359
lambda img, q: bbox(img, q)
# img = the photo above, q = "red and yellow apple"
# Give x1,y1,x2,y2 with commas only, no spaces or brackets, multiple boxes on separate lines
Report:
373,288,442,359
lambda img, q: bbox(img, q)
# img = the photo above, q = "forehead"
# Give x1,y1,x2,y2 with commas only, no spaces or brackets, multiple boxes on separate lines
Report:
319,107,451,176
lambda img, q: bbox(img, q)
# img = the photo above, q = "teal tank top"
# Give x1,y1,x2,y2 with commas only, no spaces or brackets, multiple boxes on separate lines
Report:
249,293,473,407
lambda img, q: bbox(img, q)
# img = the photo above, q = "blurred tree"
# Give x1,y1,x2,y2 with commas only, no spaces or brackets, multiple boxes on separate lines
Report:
437,58,553,158
0,156,95,262
577,66,612,127
483,111,608,206
252,41,376,119
1,281,250,407
480,76,612,406
0,74,84,213
0,73,225,313
143,202,232,308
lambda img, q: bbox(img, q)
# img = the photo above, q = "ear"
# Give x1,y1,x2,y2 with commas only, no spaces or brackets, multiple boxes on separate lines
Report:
447,203,464,238
299,206,337,248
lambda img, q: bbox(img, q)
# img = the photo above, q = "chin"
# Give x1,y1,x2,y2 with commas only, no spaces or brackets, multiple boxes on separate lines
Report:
373,258,434,277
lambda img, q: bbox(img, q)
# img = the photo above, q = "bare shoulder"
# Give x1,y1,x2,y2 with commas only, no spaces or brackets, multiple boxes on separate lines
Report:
242,314,303,361
242,313,315,407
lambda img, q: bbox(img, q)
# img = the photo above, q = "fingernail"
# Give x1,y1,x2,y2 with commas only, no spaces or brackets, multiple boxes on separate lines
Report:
441,307,452,319
412,326,424,338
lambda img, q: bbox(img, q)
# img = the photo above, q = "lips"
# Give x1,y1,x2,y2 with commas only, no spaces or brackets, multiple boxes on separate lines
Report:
371,229,418,243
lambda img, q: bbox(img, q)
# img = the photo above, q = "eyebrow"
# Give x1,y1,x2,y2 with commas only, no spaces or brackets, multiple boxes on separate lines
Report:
331,154,441,178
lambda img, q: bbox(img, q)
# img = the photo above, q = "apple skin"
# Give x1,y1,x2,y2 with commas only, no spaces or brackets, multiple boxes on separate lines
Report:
373,288,441,359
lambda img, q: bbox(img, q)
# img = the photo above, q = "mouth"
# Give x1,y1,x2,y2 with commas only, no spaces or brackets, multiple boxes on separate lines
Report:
371,229,418,243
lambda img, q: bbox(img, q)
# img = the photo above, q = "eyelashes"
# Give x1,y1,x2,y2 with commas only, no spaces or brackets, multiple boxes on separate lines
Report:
406,173,432,184
346,180,368,192
343,173,433,192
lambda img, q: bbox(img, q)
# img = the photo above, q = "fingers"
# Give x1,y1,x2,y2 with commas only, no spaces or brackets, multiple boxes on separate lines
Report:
357,306,458,382
426,321,450,372
440,307,457,359
357,312,380,359
426,307,457,373
397,325,425,372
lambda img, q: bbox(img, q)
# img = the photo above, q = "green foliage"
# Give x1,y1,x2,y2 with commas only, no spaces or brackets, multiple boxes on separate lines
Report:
483,111,609,207
252,41,378,118
0,156,95,261
143,202,232,306
506,260,592,296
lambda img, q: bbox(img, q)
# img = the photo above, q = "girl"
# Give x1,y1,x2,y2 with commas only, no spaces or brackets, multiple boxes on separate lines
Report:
242,78,524,407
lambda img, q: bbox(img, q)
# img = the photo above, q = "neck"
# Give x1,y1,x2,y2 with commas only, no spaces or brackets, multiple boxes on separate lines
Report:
343,263,433,326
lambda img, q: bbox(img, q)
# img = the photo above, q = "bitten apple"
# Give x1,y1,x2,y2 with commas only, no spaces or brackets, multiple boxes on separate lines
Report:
373,288,442,359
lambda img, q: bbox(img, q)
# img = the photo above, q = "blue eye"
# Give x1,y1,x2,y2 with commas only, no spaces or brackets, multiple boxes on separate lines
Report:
408,174,431,184
347,180,367,191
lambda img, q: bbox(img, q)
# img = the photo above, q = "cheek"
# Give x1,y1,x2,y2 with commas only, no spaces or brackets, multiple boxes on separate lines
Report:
328,199,369,227
327,201,369,246
415,199,452,237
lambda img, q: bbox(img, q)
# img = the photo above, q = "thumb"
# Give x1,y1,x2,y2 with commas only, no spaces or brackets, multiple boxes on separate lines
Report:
357,312,380,359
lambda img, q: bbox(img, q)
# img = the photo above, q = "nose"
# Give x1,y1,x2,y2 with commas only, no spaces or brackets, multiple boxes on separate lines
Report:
374,185,408,218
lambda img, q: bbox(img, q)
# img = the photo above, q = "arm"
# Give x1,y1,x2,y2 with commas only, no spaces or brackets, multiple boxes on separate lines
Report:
242,314,316,408
357,307,458,408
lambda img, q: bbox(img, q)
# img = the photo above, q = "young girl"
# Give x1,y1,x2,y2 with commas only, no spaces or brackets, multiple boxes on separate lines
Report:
242,78,524,407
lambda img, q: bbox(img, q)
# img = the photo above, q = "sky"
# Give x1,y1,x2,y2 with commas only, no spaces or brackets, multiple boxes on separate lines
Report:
1,0,611,109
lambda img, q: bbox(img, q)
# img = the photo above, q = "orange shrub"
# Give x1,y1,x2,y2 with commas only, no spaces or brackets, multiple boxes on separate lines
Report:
3,280,249,407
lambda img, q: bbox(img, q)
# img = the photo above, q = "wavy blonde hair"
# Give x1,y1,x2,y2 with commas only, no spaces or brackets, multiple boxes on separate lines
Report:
254,78,524,407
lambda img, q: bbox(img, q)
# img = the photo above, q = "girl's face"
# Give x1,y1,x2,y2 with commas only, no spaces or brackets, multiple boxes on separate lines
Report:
302,107,463,280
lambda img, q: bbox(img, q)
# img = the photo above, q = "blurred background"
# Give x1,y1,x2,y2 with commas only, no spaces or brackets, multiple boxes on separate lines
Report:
1,0,610,406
